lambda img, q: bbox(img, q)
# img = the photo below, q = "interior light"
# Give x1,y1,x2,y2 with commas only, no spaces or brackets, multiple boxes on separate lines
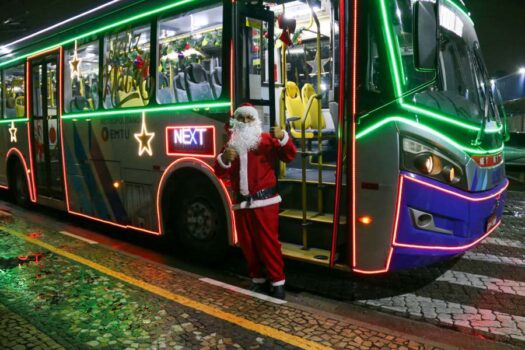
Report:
113,181,121,189
519,67,525,75
358,216,373,225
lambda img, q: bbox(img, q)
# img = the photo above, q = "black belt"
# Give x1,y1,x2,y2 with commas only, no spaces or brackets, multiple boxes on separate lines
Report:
237,187,277,205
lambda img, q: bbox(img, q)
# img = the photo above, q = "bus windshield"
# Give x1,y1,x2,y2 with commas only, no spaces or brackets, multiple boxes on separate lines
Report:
436,1,499,124
412,1,501,126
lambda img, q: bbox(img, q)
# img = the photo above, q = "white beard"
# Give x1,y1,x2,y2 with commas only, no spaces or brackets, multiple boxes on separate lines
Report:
228,119,262,154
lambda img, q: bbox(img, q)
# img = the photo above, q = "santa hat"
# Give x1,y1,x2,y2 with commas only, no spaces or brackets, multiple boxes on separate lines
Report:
234,103,259,121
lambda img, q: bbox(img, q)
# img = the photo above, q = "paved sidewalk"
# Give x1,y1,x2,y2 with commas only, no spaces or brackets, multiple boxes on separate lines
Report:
0,211,447,350
0,303,65,350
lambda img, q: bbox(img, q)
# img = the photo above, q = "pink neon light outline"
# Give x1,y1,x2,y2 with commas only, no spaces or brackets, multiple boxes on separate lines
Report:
394,221,501,251
6,148,35,201
391,174,508,250
402,175,509,202
353,176,401,275
156,157,238,244
329,0,347,267
0,184,8,190
164,125,216,158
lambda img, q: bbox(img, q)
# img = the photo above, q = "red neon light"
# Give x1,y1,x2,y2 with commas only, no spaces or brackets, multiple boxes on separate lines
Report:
26,60,37,202
156,157,238,244
165,125,216,158
330,0,347,267
6,148,35,201
350,0,358,269
0,184,8,190
58,47,71,212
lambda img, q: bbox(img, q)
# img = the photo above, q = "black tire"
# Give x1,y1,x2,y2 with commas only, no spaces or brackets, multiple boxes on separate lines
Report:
172,177,228,261
10,161,30,207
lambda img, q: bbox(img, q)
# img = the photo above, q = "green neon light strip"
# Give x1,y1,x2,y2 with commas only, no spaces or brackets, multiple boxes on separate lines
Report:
0,0,195,68
355,116,504,155
379,0,403,98
401,103,503,133
0,118,29,124
62,101,232,120
377,0,502,135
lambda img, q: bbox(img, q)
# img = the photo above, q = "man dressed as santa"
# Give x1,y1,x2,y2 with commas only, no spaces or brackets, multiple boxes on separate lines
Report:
215,104,296,299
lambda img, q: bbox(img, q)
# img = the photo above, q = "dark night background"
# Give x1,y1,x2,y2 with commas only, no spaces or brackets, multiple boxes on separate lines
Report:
0,0,524,77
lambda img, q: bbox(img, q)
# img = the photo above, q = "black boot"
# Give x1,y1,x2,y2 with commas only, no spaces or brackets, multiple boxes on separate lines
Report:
249,281,270,294
270,285,285,300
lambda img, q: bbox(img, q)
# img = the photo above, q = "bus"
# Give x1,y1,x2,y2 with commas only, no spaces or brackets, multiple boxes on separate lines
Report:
0,0,508,274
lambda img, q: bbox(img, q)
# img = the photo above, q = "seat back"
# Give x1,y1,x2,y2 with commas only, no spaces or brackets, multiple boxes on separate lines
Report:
285,81,308,130
174,72,189,103
301,83,326,130
185,63,214,101
211,67,222,99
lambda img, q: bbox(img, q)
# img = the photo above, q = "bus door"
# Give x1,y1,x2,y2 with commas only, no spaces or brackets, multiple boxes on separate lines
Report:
29,53,64,199
234,3,276,128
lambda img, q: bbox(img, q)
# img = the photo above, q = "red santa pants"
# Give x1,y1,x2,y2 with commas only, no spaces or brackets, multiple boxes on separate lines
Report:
235,203,285,285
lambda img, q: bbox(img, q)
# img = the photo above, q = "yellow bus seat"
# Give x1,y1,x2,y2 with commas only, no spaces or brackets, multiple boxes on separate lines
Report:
285,81,313,139
301,83,326,130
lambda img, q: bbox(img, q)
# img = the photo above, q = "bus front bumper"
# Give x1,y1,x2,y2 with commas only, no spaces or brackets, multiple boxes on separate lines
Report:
388,172,509,271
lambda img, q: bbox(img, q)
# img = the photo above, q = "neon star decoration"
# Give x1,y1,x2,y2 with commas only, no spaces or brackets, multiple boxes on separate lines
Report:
69,41,81,77
134,112,155,156
8,121,17,142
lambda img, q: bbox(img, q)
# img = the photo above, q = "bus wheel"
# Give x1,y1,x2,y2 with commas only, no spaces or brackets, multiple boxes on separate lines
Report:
173,177,227,260
10,162,30,207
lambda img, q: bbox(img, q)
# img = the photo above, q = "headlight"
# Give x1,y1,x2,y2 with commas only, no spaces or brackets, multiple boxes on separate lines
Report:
414,153,442,175
402,137,465,188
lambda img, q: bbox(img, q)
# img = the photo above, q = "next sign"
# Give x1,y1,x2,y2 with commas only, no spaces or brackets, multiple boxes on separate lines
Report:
165,125,215,157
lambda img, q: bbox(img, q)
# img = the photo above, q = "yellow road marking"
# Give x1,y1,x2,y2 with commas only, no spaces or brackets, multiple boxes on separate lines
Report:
1,225,333,350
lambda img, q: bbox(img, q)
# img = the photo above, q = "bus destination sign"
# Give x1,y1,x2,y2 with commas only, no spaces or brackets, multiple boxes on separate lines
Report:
165,126,215,157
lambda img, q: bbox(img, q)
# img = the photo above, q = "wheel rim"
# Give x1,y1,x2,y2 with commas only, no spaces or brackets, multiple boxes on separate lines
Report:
184,199,218,241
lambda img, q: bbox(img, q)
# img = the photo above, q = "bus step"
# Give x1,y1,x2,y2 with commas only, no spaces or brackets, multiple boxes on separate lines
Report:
279,209,347,225
281,242,330,266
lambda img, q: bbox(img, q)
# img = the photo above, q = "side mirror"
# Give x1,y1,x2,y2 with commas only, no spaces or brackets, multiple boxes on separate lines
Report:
414,1,438,70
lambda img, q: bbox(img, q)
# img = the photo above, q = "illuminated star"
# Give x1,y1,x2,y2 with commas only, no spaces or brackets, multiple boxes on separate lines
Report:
70,54,81,75
134,113,155,156
8,121,17,143
69,41,81,76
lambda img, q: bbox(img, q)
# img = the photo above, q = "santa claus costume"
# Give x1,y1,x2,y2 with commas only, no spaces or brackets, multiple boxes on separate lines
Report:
214,104,296,297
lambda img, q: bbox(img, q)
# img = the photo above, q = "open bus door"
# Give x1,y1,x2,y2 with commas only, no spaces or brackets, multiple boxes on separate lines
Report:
29,51,64,201
234,2,276,129
233,1,346,268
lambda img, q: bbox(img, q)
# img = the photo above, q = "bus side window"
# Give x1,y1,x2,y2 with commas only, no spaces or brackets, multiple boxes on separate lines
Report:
64,41,100,113
157,5,223,105
103,25,151,109
4,65,25,118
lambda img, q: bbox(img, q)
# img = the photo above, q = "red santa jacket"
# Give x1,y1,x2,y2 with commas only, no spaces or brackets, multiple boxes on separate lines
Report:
215,131,296,209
